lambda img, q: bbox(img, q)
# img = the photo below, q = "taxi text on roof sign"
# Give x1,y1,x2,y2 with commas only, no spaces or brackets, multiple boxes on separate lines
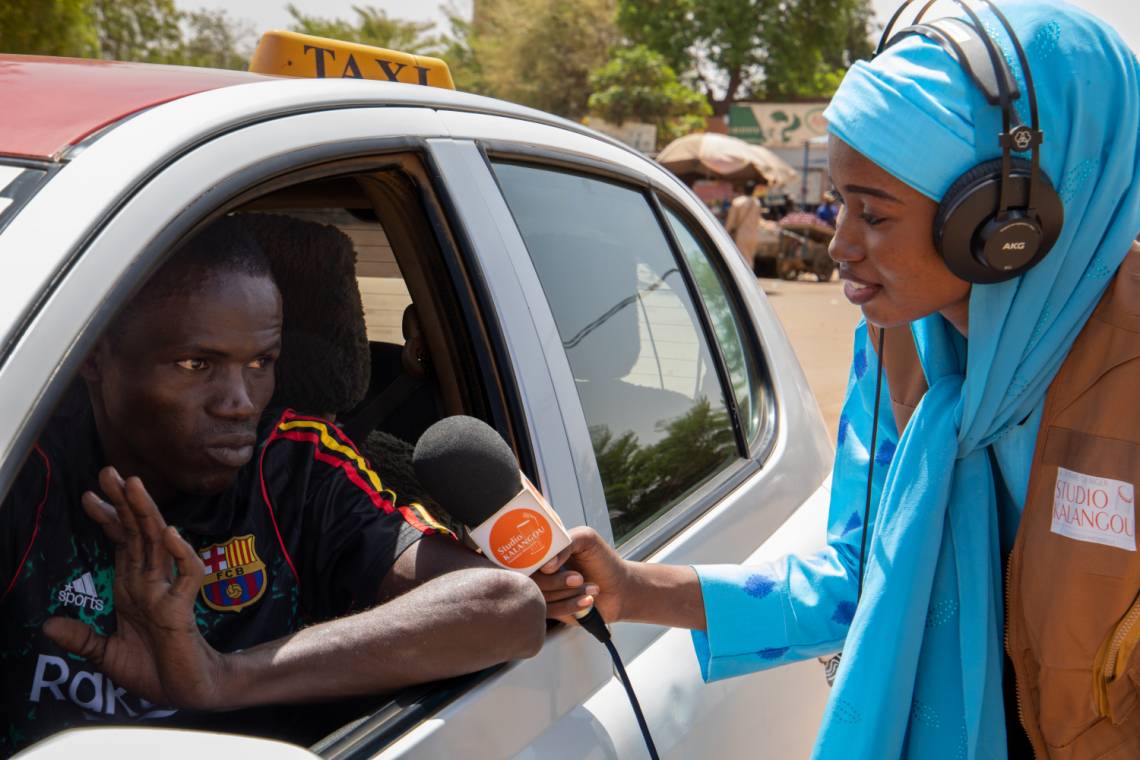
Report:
249,30,455,90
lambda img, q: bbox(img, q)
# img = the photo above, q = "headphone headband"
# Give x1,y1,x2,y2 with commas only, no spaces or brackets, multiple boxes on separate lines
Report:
873,1,1063,283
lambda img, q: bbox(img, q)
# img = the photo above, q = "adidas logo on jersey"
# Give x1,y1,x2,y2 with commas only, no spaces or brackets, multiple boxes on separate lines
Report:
57,572,105,612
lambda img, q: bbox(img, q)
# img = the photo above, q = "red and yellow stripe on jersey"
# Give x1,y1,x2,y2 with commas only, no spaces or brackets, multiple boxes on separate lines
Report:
270,411,453,537
225,535,256,567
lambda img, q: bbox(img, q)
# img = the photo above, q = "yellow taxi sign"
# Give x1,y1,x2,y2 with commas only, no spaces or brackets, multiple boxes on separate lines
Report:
249,30,455,90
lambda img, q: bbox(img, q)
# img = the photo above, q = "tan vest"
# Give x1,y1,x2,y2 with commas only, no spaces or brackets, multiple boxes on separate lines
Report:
871,243,1140,758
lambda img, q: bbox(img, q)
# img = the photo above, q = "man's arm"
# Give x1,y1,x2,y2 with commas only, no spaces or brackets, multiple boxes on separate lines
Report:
43,468,546,711
221,536,545,708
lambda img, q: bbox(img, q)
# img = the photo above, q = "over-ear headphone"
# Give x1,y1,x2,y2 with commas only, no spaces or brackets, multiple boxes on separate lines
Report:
877,0,1064,284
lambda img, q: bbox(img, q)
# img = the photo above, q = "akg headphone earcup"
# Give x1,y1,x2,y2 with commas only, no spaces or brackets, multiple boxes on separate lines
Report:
934,157,1064,284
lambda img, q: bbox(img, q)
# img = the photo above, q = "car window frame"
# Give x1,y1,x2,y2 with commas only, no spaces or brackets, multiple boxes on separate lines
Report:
0,157,57,237
656,196,778,456
480,144,774,560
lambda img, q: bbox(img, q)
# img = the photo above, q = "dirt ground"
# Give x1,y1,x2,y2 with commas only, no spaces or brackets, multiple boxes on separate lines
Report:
759,275,863,440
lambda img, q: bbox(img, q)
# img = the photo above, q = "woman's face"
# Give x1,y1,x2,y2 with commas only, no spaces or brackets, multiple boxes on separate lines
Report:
828,136,971,334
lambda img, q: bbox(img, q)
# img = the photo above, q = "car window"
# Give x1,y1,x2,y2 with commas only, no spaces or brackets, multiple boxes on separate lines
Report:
491,161,739,543
661,205,768,447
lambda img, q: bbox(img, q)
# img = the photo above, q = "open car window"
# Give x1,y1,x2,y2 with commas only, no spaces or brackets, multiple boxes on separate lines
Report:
0,153,526,756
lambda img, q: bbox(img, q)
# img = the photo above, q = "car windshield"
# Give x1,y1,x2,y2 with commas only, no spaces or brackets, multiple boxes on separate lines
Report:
0,162,50,236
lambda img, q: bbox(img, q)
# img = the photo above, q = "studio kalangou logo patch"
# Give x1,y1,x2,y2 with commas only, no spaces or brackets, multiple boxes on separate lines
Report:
57,572,105,612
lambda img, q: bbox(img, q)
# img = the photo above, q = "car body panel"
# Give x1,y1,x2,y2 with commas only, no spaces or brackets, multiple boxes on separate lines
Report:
0,55,271,160
377,476,833,759
11,726,318,759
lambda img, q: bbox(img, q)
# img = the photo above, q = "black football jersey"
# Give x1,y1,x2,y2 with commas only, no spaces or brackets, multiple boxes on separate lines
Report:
0,402,447,755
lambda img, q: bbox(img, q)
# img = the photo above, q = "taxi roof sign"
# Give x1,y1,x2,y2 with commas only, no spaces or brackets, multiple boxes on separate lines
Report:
249,30,455,90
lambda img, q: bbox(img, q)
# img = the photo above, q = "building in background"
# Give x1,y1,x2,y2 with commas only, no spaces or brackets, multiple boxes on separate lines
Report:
728,101,830,208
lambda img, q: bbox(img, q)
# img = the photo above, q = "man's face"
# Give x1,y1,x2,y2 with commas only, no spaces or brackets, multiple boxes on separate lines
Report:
87,271,282,501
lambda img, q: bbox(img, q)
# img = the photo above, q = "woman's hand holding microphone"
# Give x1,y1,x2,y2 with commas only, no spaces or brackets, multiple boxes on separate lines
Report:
535,526,708,632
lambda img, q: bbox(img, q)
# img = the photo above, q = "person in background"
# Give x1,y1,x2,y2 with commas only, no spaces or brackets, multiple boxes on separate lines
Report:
724,181,763,263
816,190,841,226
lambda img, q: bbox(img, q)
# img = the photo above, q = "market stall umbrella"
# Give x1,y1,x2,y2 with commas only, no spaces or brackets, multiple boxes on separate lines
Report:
656,132,798,186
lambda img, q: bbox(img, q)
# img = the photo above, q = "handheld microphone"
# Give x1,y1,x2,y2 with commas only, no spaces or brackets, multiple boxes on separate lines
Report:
412,415,571,575
412,415,659,760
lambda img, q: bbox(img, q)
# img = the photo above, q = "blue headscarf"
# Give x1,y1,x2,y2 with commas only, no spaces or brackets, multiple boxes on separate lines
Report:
818,1,1140,757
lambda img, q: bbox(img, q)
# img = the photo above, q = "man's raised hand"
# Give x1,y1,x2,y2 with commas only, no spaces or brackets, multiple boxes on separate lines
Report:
42,466,231,711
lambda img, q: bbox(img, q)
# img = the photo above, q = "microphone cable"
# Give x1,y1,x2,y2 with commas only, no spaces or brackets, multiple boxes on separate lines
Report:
576,607,660,760
824,327,887,685
857,326,887,598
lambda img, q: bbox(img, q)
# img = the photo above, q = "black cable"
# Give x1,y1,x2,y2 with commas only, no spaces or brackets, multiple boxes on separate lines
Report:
575,608,660,760
857,327,887,600
604,638,660,760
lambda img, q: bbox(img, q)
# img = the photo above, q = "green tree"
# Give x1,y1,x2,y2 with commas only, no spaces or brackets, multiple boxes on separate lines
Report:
618,0,875,114
0,0,99,58
587,44,710,147
286,4,440,55
91,0,183,64
178,9,254,70
473,0,618,119
0,0,252,70
438,1,486,94
757,0,876,100
591,398,737,538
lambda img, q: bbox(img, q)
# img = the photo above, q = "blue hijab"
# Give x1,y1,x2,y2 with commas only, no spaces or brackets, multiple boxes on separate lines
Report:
819,2,1140,757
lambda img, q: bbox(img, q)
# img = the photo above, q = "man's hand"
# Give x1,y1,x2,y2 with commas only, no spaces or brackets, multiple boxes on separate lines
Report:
535,527,629,625
42,466,227,711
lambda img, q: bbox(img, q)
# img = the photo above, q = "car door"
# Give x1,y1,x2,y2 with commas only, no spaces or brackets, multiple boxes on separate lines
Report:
366,118,837,758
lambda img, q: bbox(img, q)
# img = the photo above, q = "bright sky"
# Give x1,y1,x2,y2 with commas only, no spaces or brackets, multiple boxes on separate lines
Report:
180,0,1137,57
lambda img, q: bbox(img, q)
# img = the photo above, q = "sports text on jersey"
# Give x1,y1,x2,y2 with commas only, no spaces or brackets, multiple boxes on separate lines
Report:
56,572,105,612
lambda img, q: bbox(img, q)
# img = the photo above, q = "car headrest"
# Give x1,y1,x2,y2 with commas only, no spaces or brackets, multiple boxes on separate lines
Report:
241,213,371,416
528,233,640,382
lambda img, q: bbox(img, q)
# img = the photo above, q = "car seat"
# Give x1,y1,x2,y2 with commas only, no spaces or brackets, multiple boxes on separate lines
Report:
240,212,434,506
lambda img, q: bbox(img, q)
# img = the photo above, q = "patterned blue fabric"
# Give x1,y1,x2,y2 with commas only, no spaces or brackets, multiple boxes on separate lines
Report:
693,322,903,677
691,2,1140,758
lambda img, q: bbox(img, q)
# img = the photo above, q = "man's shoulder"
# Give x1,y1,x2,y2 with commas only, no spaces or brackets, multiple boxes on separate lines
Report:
258,408,362,463
9,392,97,508
255,408,396,509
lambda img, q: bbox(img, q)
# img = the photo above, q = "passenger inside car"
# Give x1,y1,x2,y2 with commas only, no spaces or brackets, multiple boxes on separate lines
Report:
0,214,546,756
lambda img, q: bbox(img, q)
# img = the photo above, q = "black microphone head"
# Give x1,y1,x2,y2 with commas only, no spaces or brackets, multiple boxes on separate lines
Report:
412,415,522,526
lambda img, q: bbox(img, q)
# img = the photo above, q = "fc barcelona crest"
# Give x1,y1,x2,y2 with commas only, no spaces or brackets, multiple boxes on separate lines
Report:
198,535,267,612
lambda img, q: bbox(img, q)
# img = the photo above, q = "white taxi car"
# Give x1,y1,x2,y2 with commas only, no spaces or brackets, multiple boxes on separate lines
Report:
0,32,834,759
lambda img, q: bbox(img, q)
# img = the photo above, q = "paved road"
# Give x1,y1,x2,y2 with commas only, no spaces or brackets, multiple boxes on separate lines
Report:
759,276,863,441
